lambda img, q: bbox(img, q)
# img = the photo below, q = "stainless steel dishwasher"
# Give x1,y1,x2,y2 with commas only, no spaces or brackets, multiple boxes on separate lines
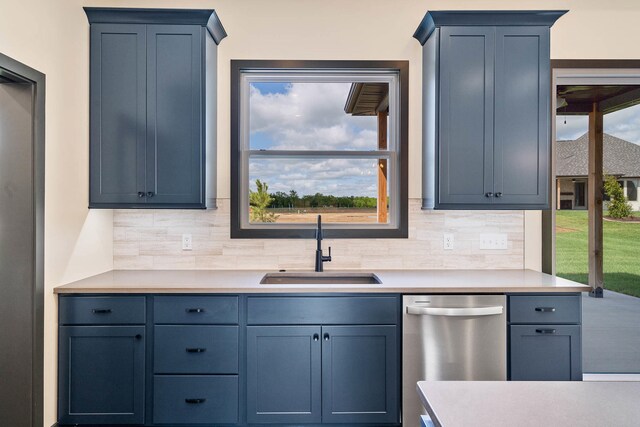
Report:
402,295,506,427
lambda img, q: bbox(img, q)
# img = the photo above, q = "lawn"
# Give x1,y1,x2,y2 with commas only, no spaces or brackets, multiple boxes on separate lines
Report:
556,210,640,298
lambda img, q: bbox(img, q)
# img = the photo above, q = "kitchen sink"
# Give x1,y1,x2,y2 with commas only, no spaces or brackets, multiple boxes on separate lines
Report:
260,272,382,285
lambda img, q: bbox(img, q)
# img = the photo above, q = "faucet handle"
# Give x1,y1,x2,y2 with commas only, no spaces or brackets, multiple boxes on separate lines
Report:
324,246,332,262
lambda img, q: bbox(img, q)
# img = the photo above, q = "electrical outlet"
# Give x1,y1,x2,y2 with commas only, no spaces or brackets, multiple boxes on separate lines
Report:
480,233,508,250
443,233,454,250
182,234,193,251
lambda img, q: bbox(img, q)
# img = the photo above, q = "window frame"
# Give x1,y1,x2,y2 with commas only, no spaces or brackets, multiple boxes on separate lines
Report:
230,60,409,239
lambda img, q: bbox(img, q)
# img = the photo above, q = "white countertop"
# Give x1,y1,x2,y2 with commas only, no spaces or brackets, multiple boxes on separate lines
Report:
417,381,640,427
54,269,590,293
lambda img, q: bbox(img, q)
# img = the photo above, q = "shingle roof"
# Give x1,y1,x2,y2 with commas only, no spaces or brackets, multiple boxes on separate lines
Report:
556,133,640,177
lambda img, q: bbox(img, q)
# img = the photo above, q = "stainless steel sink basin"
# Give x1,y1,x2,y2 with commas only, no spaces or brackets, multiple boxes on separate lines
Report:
260,272,382,285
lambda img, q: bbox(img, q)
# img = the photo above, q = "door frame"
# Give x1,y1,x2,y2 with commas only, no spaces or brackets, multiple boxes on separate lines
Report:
0,52,45,427
543,60,640,293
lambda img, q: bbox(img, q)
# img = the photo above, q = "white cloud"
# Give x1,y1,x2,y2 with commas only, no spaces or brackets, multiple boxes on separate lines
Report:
249,82,379,150
249,158,380,197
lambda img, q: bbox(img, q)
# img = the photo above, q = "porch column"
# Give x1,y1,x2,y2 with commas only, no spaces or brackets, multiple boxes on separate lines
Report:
377,111,388,223
588,102,604,297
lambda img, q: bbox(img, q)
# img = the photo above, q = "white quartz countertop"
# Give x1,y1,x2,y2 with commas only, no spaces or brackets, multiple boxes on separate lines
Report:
54,269,590,294
417,381,640,427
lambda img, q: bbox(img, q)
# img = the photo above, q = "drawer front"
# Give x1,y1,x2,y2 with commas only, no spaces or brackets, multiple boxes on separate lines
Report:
154,325,238,374
509,295,581,324
153,375,238,424
509,324,581,381
154,296,238,324
247,296,399,325
59,296,146,325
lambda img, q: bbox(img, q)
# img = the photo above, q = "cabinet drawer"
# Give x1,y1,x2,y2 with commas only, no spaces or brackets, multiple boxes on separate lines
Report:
154,296,238,324
509,295,581,324
154,325,238,374
247,296,398,325
153,375,238,424
509,324,581,381
59,296,145,325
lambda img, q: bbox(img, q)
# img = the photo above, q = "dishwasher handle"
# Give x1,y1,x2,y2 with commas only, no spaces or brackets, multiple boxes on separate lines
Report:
406,305,503,317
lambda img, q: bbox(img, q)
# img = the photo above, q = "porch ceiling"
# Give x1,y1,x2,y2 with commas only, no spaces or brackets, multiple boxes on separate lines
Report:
557,85,640,115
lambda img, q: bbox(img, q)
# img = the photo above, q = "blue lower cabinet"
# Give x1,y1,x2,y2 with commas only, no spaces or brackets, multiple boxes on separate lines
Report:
509,324,582,381
153,375,239,424
246,326,322,424
321,325,399,424
58,325,145,425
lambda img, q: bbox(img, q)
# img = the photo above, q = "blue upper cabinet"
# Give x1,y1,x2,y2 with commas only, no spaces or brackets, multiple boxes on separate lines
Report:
416,11,566,210
85,8,226,209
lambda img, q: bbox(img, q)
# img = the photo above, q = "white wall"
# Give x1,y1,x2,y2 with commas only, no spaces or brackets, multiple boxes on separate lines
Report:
3,1,640,425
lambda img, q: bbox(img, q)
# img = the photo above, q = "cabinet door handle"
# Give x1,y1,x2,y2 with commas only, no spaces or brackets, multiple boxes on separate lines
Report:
147,191,154,198
186,308,205,313
535,329,557,334
135,334,142,340
323,333,330,341
185,398,206,404
495,192,503,198
313,333,319,341
92,309,112,314
137,192,145,198
485,192,494,198
186,348,207,353
535,307,556,313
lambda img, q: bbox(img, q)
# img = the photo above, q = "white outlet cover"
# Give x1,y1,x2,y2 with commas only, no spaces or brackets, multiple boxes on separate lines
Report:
182,234,193,251
443,233,454,250
480,233,508,250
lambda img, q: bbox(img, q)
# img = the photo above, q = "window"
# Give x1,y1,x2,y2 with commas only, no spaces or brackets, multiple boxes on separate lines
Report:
627,180,638,201
231,61,408,238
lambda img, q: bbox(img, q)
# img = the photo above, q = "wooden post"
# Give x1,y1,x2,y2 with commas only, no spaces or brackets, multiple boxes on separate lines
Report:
377,111,388,223
588,102,604,297
556,179,561,210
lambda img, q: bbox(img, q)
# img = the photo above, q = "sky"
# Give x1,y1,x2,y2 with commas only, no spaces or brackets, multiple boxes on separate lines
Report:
556,103,640,144
248,82,385,197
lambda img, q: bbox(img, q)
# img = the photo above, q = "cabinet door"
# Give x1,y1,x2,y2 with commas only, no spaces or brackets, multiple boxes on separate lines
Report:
509,325,581,381
438,26,495,206
58,326,145,424
493,27,550,207
146,25,204,206
89,24,147,206
322,325,399,424
246,326,321,424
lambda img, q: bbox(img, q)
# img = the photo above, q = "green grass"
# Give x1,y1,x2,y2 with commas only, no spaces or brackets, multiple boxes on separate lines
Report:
556,210,640,298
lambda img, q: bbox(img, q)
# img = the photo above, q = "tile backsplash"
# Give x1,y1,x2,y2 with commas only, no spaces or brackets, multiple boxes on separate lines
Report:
113,199,524,270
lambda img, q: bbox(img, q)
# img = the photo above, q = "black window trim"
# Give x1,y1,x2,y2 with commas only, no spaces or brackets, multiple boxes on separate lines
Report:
230,60,409,239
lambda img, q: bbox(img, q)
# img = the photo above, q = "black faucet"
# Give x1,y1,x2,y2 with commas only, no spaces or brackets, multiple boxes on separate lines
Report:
314,215,332,272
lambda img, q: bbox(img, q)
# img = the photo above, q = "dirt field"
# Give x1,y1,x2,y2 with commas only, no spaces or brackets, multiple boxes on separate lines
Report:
266,208,378,223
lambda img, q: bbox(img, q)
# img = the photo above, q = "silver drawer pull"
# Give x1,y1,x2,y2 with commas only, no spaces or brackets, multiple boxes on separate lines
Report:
185,398,206,404
534,307,556,313
186,308,205,313
406,305,503,317
535,328,557,334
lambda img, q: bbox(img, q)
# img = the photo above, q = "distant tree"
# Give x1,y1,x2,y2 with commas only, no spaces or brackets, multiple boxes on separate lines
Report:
604,174,632,219
289,190,300,207
249,180,278,222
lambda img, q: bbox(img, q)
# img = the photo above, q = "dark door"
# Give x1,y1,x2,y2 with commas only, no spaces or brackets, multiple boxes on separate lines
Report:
438,26,495,206
509,325,581,381
146,25,204,206
321,325,399,424
246,326,321,424
493,26,550,207
575,181,586,207
58,326,146,424
0,68,40,427
89,24,147,206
